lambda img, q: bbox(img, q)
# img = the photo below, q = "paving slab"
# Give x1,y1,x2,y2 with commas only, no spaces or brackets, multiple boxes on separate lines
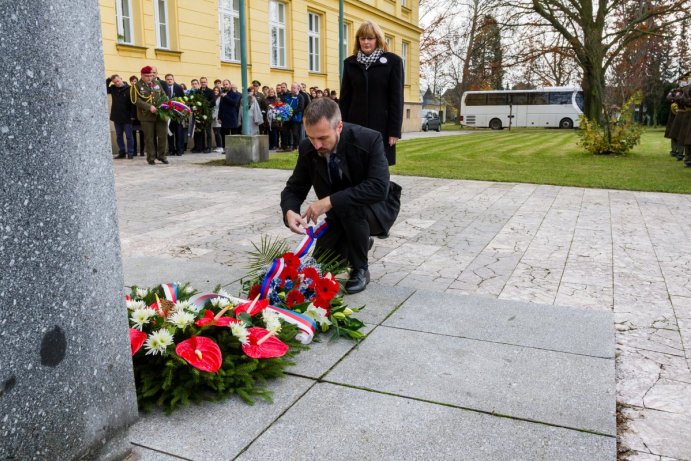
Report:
237,383,616,461
128,376,313,461
128,446,186,460
343,283,415,325
385,290,614,357
325,326,616,435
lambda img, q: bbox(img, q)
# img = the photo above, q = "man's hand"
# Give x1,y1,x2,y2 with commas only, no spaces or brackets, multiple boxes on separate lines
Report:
302,197,332,224
149,105,158,114
286,210,307,234
388,136,399,146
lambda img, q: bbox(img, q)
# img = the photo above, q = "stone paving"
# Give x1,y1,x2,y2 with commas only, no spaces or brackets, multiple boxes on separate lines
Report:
115,151,691,461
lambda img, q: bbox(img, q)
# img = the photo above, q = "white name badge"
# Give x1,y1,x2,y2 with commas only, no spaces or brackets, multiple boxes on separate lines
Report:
379,57,388,64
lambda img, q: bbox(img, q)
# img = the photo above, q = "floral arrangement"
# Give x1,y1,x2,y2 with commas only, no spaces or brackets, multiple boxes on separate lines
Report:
267,101,293,124
157,98,192,124
181,92,212,132
127,283,307,413
242,222,366,340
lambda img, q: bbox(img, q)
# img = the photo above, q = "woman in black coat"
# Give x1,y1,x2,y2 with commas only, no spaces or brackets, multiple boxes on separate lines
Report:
339,20,404,165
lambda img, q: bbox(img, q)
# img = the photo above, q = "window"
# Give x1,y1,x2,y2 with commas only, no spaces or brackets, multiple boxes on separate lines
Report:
465,94,487,106
342,22,350,59
115,0,134,44
529,93,549,105
155,0,169,49
308,13,321,72
509,93,528,105
401,41,409,83
549,92,572,105
220,0,240,62
486,93,508,105
401,0,408,7
269,1,287,68
385,35,392,51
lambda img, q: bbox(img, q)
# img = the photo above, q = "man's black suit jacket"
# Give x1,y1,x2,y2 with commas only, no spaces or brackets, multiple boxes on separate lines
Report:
280,122,401,233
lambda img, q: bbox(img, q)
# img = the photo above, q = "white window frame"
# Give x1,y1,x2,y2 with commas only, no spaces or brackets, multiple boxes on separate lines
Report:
115,0,134,44
154,0,170,49
270,1,287,68
220,0,240,62
401,0,408,8
308,12,321,73
385,36,392,51
401,41,409,83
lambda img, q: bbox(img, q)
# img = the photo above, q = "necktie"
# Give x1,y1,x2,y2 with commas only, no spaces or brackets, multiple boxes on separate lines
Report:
169,86,173,97
328,155,342,190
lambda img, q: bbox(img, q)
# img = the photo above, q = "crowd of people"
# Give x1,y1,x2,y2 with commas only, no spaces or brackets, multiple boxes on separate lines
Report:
107,68,342,161
665,72,691,168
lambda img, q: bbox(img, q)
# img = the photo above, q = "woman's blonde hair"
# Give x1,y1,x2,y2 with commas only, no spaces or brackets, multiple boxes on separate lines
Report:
353,21,388,55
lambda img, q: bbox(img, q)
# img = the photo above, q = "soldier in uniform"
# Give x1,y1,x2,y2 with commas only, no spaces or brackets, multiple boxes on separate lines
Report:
130,65,169,165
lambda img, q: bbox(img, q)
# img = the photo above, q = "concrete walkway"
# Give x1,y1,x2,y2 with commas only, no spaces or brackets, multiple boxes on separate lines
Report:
115,153,691,461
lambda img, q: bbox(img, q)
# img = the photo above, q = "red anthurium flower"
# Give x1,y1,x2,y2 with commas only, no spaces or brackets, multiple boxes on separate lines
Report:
176,336,222,373
282,252,301,269
241,327,289,359
234,298,269,317
248,284,261,300
195,309,237,327
129,328,147,356
286,289,305,308
315,277,340,300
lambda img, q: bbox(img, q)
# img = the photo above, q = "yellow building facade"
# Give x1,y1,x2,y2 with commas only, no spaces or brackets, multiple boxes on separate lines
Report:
100,0,422,132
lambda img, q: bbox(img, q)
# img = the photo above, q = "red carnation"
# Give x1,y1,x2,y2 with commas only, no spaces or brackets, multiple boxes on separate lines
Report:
280,266,299,285
301,267,320,288
315,276,340,300
286,290,306,308
195,309,237,327
312,296,331,315
241,327,289,359
282,252,301,269
176,336,222,373
129,328,147,356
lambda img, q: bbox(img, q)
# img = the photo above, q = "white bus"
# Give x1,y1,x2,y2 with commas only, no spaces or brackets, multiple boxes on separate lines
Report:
460,87,584,130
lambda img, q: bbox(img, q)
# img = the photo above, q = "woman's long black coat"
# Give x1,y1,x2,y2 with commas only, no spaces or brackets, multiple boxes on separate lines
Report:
339,51,404,165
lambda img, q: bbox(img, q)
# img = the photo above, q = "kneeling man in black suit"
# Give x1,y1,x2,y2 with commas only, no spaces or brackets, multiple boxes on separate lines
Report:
280,98,401,294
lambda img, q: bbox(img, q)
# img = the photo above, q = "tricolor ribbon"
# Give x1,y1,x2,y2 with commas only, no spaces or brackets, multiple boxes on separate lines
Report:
161,283,178,303
259,258,285,299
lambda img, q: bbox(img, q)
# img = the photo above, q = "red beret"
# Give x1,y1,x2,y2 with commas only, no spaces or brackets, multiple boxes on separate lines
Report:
140,66,154,74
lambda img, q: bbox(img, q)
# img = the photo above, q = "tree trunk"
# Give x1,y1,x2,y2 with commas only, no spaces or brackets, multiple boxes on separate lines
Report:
581,56,606,124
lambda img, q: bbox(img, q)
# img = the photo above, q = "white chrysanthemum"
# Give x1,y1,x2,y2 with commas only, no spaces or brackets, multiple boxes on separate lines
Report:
230,323,249,345
136,288,148,298
305,305,332,327
262,310,282,334
218,298,231,309
184,286,194,294
130,308,156,330
126,300,146,311
173,300,192,312
218,289,231,298
210,297,221,307
168,311,195,329
144,329,174,355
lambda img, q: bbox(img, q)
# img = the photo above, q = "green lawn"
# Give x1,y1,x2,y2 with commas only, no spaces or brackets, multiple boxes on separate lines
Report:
210,128,690,193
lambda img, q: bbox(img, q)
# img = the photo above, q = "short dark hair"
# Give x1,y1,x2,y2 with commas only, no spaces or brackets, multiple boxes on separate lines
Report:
165,73,174,79
252,80,261,86
303,97,341,128
214,79,222,84
191,79,199,84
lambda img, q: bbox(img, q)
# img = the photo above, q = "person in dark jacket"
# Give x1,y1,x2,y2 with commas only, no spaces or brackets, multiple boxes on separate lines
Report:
282,83,305,151
106,74,136,159
339,20,404,166
163,73,186,156
280,98,401,294
218,85,242,141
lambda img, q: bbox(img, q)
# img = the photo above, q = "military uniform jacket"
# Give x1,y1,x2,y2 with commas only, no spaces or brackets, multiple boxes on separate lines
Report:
131,79,166,122
280,123,401,233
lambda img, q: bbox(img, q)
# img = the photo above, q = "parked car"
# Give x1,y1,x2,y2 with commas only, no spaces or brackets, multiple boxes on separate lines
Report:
421,111,442,132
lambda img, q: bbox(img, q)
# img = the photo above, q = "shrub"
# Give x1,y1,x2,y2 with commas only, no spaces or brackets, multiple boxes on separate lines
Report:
578,93,643,155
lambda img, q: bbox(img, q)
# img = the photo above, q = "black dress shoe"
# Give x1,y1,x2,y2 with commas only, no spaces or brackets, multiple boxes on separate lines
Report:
147,160,155,165
377,231,389,239
114,153,126,159
345,268,370,294
159,159,169,164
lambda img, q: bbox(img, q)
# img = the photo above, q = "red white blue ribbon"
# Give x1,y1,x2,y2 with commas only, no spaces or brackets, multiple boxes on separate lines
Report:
259,258,285,299
161,283,178,303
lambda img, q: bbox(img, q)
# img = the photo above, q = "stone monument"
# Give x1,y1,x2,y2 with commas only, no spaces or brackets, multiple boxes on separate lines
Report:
0,2,138,459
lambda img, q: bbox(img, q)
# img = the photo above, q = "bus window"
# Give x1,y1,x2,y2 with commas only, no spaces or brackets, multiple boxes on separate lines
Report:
529,93,549,105
487,93,508,105
510,93,528,105
549,92,572,105
575,92,585,111
465,94,486,106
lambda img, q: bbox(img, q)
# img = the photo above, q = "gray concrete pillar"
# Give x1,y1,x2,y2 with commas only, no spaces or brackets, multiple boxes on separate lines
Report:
225,135,270,164
0,2,138,460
